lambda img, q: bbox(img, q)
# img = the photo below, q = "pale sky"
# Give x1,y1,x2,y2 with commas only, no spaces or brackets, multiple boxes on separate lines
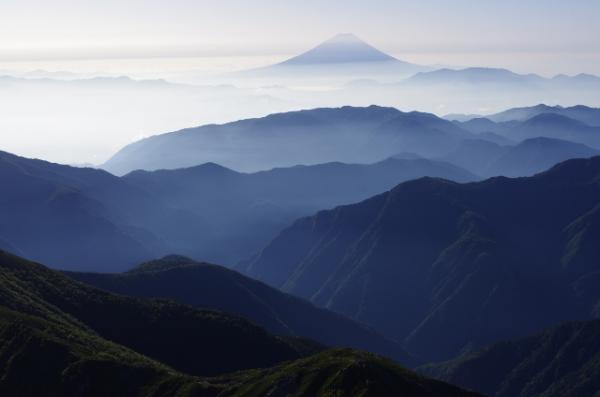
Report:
2,0,599,64
1,0,600,165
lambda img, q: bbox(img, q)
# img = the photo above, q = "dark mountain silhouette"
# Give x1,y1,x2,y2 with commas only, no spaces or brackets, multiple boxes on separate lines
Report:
0,300,205,397
0,251,313,377
219,348,482,397
102,106,475,175
241,156,600,362
440,137,600,177
66,255,419,367
422,319,600,397
0,250,480,397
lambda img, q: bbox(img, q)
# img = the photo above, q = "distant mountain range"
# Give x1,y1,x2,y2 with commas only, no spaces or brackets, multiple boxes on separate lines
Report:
104,105,466,174
440,137,600,177
332,69,600,115
453,105,600,149
5,105,600,270
241,156,600,362
487,103,600,126
0,149,475,270
404,67,546,86
404,68,600,89
102,104,600,177
422,319,600,397
66,255,418,367
0,250,481,396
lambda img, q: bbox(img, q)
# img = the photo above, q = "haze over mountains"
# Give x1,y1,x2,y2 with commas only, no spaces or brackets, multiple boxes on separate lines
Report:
103,104,600,177
103,105,477,174
3,34,600,165
237,33,429,83
3,36,600,397
4,102,600,272
4,0,600,393
0,148,475,270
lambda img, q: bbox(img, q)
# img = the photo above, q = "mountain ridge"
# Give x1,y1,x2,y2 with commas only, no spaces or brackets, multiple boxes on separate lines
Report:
0,250,481,397
66,255,420,367
241,156,600,362
421,318,600,397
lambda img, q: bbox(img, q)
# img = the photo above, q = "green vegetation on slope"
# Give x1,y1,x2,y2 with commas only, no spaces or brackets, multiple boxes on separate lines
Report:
421,319,600,397
0,250,312,377
243,156,600,362
0,306,214,397
0,250,481,397
216,349,482,397
66,254,418,367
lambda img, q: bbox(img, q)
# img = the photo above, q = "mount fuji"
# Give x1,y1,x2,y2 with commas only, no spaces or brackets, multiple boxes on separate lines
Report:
237,33,430,82
279,33,399,65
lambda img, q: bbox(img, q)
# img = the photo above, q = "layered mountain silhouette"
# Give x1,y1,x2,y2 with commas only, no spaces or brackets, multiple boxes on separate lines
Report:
241,156,600,362
66,255,418,367
404,68,600,91
0,251,480,397
485,103,600,126
422,319,600,397
386,71,600,115
405,67,546,86
103,105,600,177
440,137,600,177
102,105,477,175
452,105,600,150
0,148,474,270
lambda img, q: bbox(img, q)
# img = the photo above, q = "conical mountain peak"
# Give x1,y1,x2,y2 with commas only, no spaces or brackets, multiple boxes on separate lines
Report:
325,33,363,44
280,33,397,65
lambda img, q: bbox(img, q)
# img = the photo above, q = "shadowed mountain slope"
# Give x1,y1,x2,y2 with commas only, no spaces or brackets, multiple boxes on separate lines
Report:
122,157,477,264
0,149,208,271
0,148,475,270
242,156,600,362
0,251,480,397
422,319,600,397
0,251,312,377
66,255,418,367
218,348,482,397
